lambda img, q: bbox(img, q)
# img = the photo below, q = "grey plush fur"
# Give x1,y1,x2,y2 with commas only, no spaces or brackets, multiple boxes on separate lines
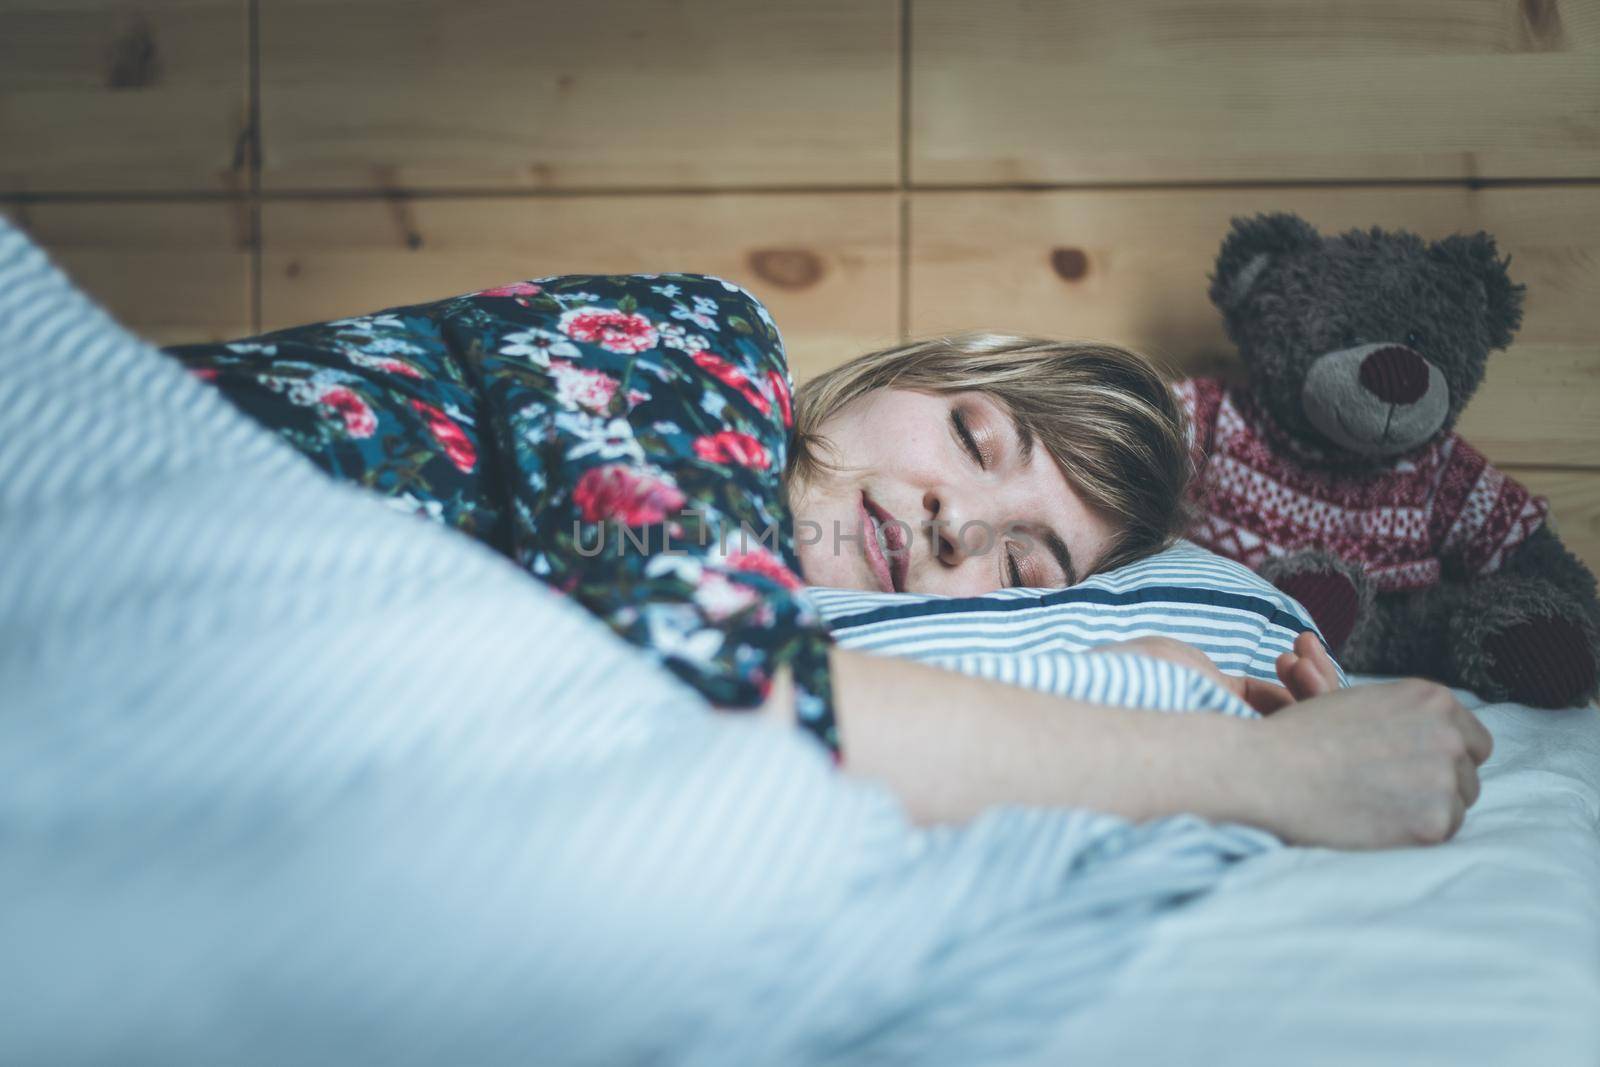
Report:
1208,212,1600,707
1256,549,1382,665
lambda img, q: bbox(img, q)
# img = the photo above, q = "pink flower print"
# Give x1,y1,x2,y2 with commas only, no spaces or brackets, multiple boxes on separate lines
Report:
694,573,760,621
320,387,377,438
573,464,687,526
409,400,477,472
548,360,620,413
558,307,659,354
474,281,544,298
767,369,793,427
725,548,804,591
691,350,770,416
692,430,771,470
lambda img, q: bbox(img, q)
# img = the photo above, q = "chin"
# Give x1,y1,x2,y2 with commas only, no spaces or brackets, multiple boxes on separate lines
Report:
795,534,855,590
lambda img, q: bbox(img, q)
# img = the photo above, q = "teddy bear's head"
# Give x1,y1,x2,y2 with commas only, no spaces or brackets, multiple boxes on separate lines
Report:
1208,213,1525,463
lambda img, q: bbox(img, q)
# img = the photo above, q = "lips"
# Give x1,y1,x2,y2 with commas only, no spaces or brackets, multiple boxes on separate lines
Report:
861,492,908,593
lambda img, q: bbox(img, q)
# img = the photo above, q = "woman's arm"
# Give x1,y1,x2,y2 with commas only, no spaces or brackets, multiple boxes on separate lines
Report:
812,646,1491,849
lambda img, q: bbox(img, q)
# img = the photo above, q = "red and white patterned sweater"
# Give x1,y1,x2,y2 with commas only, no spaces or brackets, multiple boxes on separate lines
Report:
1175,378,1549,593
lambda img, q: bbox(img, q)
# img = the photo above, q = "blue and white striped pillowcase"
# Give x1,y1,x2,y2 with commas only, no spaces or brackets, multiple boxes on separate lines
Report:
805,541,1344,716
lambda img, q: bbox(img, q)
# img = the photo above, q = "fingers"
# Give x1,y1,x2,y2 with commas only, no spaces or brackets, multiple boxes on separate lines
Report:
1276,647,1335,701
1273,632,1340,703
1274,652,1312,697
1455,753,1481,808
1454,705,1494,766
1292,657,1334,698
1447,794,1467,842
1295,631,1341,689
1240,677,1295,714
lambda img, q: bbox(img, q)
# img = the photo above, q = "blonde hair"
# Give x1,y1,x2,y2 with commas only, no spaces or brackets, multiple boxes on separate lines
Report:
789,332,1192,576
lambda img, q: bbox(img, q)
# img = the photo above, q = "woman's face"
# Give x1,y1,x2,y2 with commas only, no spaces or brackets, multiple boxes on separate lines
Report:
789,388,1117,594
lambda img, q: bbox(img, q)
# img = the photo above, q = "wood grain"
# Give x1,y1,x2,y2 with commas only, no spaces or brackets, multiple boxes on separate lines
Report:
260,194,900,379
909,185,1600,465
912,0,1600,184
259,0,899,191
0,199,254,343
1513,467,1600,574
0,0,250,193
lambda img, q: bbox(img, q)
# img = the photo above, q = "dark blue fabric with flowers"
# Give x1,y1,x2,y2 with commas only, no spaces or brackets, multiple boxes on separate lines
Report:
165,275,837,753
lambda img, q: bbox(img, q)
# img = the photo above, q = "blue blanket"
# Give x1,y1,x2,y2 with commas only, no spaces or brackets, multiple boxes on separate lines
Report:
0,219,1276,1066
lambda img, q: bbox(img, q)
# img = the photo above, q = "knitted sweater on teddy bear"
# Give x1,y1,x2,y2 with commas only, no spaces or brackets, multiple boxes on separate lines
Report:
1175,378,1548,593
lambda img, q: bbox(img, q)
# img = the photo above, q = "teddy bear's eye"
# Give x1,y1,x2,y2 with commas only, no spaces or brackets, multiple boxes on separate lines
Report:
1405,330,1425,349
1341,330,1362,348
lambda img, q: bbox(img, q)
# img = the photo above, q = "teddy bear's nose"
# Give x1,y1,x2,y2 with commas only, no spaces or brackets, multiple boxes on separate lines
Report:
1358,345,1430,405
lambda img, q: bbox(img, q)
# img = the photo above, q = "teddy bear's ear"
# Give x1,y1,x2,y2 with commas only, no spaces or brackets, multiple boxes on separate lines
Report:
1208,213,1322,312
1428,232,1526,350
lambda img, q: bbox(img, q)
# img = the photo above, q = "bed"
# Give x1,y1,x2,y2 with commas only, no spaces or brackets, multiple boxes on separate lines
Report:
1036,682,1600,1066
811,537,1600,1065
2,218,1596,1066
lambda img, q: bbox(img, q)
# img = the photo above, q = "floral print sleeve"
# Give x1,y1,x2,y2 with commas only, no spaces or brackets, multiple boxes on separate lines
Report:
165,275,838,754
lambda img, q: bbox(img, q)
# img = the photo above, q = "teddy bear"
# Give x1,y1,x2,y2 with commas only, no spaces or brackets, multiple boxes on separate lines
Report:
1176,212,1600,708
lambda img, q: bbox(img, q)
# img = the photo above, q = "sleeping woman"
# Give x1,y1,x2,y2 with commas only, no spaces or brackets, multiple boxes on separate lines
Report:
167,273,1490,848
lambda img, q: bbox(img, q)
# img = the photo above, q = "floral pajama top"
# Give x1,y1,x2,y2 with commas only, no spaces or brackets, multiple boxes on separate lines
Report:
166,274,838,754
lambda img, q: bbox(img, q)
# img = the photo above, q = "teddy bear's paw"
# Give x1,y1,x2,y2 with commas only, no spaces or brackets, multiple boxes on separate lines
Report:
1273,571,1359,651
1483,614,1599,709
1257,550,1373,654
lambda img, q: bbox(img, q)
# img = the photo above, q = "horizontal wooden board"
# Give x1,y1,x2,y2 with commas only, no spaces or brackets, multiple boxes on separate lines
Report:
0,0,250,193
909,185,1600,466
1512,467,1600,576
912,0,1600,184
259,193,900,379
259,0,899,191
0,200,254,343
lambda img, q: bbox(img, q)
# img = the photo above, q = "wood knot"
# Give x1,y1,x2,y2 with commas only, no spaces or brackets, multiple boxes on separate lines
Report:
747,248,824,290
1050,247,1089,282
107,16,162,89
1519,0,1566,50
381,191,424,251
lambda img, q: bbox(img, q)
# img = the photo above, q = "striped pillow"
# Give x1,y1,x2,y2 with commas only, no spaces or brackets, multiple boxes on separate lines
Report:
807,541,1343,702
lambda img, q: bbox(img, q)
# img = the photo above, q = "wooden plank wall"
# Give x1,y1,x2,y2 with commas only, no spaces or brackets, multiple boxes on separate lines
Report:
3,0,1597,571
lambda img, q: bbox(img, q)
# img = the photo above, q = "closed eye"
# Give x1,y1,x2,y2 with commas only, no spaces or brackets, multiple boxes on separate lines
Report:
1005,544,1024,587
951,408,988,469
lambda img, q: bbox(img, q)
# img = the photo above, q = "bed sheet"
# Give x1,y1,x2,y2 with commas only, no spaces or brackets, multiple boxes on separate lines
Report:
1031,680,1600,1067
0,200,1288,1067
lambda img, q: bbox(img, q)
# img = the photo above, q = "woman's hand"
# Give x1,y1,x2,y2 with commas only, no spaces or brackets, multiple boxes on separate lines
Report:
1243,677,1493,848
1095,631,1340,713
1274,631,1341,702
1085,635,1492,846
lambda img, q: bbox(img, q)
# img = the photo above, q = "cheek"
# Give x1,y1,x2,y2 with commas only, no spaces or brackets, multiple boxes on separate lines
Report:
788,480,855,580
940,566,1001,597
825,395,944,467
868,423,953,487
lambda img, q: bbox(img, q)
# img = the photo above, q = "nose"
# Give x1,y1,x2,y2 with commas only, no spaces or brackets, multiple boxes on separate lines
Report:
923,486,977,565
1358,345,1430,405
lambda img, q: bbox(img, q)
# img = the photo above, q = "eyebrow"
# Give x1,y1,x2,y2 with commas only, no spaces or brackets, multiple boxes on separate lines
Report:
1041,529,1077,588
1007,411,1035,465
